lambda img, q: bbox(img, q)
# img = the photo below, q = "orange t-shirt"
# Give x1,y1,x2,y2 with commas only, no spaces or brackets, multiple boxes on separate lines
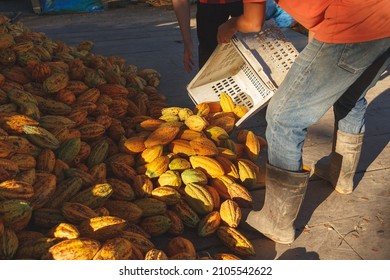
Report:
244,0,390,43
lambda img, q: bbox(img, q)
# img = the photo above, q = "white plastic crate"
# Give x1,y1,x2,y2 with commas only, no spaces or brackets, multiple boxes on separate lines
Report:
187,20,299,126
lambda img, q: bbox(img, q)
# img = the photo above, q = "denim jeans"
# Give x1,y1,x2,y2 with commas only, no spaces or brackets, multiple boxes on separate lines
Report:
265,38,390,172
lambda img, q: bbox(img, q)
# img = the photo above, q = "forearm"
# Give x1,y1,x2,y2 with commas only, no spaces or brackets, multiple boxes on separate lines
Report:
229,3,266,33
217,2,266,44
172,0,192,46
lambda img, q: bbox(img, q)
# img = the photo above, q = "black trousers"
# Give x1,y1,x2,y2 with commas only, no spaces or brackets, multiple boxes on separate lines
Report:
196,1,243,69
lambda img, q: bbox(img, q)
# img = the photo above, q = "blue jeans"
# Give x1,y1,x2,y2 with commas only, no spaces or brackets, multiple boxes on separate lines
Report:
266,38,390,172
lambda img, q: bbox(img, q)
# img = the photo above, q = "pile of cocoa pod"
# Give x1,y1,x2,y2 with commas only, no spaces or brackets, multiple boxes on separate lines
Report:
0,15,266,260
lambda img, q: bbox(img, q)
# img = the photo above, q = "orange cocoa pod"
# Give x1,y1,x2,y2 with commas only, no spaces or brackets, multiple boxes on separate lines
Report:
55,89,76,105
165,236,196,258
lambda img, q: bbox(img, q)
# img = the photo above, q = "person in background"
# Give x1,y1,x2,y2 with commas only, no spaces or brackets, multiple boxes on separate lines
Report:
172,0,243,72
217,0,390,244
172,0,277,72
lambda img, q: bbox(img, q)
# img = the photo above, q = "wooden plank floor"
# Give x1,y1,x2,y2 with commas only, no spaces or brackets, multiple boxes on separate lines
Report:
10,3,390,260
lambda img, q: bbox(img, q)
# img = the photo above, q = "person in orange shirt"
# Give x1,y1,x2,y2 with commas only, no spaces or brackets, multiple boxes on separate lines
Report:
218,0,390,244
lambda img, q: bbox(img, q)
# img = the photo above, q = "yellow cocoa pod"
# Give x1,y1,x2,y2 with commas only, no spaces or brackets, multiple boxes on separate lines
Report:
159,114,179,122
176,129,204,141
213,253,241,260
190,136,219,156
189,155,225,178
136,118,165,131
219,199,241,228
237,159,258,189
205,125,229,145
244,130,261,162
144,125,180,148
144,248,168,260
177,108,194,121
214,156,239,179
157,170,182,189
145,155,169,178
78,216,127,241
205,185,221,210
216,226,255,256
47,222,80,240
132,175,153,198
194,102,210,117
217,147,237,160
44,238,100,260
120,136,146,155
168,157,191,172
180,168,208,186
184,115,208,132
161,106,181,116
137,144,164,166
93,237,134,260
197,210,221,237
233,104,249,119
151,186,181,205
210,176,253,208
184,183,214,215
219,92,235,112
168,139,196,157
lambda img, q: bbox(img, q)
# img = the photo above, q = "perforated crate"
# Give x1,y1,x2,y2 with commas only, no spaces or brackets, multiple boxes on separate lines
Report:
187,20,299,126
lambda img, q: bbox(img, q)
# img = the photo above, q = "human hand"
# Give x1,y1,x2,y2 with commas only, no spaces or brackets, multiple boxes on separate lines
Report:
183,44,195,72
217,19,237,44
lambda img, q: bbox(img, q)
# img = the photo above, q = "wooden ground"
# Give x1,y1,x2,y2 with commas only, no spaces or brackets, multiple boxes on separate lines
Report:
7,2,390,260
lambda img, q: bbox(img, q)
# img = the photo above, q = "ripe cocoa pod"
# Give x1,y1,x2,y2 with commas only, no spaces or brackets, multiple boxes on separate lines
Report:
44,238,100,260
216,226,255,256
78,216,127,241
93,237,134,260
